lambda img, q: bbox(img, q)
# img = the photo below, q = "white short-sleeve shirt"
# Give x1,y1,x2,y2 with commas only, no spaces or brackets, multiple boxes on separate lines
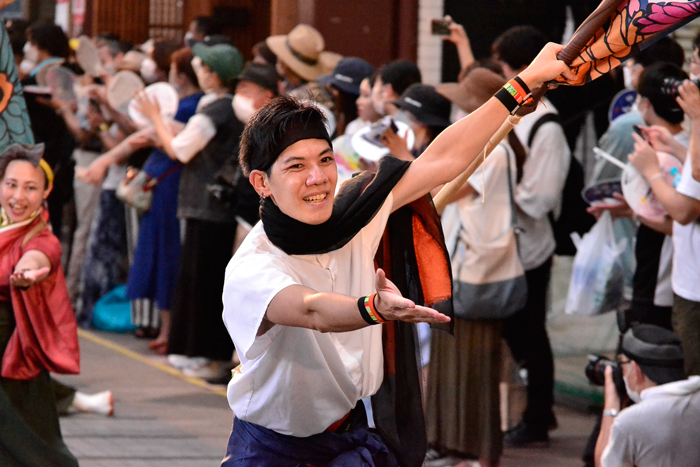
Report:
170,93,219,163
222,194,394,436
601,376,700,467
672,155,700,302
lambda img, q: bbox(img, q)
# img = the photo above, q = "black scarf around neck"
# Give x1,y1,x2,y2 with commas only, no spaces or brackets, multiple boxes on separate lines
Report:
261,156,411,255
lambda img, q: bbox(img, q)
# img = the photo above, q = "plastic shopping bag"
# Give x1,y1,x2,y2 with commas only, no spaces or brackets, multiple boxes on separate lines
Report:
565,211,632,316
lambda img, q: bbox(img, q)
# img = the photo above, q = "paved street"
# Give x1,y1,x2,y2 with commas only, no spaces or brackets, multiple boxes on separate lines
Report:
57,329,597,466
56,330,231,467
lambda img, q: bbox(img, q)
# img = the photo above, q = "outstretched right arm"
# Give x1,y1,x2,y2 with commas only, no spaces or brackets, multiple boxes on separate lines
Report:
262,269,449,335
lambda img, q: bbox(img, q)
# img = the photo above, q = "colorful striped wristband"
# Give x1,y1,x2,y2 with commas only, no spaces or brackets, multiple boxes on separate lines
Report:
494,76,533,114
357,293,386,325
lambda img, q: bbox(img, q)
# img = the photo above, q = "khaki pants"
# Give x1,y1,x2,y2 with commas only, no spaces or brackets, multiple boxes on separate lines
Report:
65,149,100,306
673,294,700,376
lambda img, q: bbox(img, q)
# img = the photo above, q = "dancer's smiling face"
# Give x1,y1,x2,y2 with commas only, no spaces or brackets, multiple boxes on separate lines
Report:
251,138,337,225
0,159,51,224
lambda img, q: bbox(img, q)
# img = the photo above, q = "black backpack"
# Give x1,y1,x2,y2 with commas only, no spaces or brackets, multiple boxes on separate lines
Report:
527,113,595,256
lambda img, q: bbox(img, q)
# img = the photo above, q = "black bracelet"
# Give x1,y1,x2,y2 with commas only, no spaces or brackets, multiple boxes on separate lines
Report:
494,87,520,114
513,75,531,96
357,296,379,325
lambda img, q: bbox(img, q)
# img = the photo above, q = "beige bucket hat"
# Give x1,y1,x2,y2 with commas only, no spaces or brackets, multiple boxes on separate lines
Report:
266,24,342,82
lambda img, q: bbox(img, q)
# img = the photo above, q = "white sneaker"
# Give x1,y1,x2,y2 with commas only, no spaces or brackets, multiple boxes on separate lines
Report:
167,354,210,370
424,449,460,467
71,390,114,416
182,361,228,379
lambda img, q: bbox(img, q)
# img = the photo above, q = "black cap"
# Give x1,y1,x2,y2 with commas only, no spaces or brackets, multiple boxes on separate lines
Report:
621,324,686,384
393,83,452,128
317,57,375,95
239,62,279,94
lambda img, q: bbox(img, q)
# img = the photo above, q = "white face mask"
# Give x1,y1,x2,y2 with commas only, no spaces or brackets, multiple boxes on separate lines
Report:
623,375,642,403
23,42,39,64
140,58,159,84
372,92,386,117
232,94,257,124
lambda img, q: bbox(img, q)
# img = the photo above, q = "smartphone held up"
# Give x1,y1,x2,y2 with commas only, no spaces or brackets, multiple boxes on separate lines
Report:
431,18,451,36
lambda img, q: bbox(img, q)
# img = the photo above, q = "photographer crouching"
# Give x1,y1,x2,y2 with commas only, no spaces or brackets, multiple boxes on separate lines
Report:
594,324,700,467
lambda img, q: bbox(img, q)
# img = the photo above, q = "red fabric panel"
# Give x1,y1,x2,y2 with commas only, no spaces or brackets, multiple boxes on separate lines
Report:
1,215,80,380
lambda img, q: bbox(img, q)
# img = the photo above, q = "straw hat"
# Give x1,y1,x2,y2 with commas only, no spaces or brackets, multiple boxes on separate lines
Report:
266,24,342,82
436,67,506,113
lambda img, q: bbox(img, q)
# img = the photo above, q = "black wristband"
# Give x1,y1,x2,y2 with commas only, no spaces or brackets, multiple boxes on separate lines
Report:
513,75,531,96
357,296,379,325
494,87,519,114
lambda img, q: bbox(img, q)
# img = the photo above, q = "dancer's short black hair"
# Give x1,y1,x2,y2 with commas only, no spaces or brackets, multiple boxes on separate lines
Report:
239,95,329,176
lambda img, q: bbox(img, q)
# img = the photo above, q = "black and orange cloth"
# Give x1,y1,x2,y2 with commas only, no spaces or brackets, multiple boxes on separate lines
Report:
371,194,453,467
559,0,700,85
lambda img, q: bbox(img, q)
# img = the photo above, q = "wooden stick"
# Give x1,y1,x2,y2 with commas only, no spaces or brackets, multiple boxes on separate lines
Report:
433,115,521,213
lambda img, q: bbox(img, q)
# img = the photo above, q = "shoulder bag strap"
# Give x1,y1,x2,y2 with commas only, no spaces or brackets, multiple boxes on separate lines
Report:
155,162,183,184
527,112,561,148
504,143,524,259
504,143,517,229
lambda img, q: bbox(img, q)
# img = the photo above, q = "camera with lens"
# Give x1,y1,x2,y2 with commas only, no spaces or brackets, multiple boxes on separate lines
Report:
585,355,627,399
661,77,700,98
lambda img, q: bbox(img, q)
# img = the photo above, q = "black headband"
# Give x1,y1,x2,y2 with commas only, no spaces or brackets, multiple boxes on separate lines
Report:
250,115,331,173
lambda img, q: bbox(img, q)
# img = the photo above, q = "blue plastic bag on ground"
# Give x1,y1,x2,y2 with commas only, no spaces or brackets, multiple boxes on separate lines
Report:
91,285,137,333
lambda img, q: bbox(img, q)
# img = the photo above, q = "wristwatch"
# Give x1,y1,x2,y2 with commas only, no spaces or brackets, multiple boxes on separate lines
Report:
603,409,619,417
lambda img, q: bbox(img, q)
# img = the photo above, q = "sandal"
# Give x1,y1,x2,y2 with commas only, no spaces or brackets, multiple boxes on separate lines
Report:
149,340,168,355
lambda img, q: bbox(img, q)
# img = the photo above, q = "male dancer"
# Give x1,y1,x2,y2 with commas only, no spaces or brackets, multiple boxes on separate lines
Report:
221,43,573,466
